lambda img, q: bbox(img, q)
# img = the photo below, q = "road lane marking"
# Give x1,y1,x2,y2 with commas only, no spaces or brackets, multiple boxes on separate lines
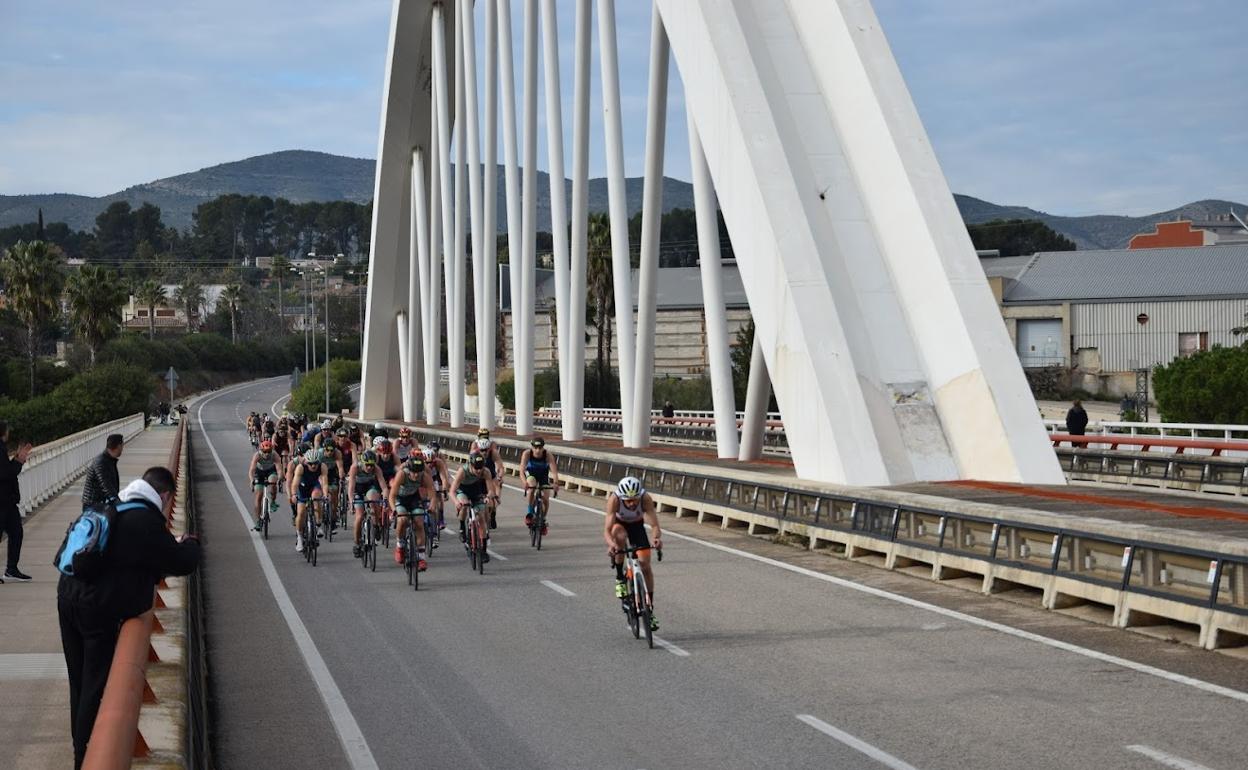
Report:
527,484,1248,705
654,636,690,657
199,384,380,770
272,391,292,416
1125,745,1216,770
541,580,576,597
797,715,919,770
487,549,508,561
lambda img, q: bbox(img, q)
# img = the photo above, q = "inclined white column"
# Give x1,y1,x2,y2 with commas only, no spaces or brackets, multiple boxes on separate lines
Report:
630,10,670,447
396,310,410,419
408,148,427,423
498,0,525,434
596,0,636,440
517,0,539,433
481,0,499,430
433,1,457,426
566,0,591,441
460,0,486,426
739,334,771,461
426,101,443,425
450,0,468,427
687,115,738,458
539,0,571,433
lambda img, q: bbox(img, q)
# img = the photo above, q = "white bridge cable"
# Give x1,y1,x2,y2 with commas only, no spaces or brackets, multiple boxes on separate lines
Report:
481,0,499,430
460,0,486,433
518,0,539,435
451,0,468,427
498,0,525,434
566,0,591,442
431,2,457,428
425,87,443,425
413,147,432,425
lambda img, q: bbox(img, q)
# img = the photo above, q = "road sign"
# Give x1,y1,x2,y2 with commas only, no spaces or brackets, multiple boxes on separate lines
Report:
166,367,179,401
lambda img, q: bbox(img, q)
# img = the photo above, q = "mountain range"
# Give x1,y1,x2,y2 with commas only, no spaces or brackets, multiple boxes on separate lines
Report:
1,149,1243,250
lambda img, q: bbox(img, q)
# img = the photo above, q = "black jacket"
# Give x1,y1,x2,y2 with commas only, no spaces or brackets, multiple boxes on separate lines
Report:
57,496,201,620
1065,406,1089,435
81,451,120,510
0,438,23,510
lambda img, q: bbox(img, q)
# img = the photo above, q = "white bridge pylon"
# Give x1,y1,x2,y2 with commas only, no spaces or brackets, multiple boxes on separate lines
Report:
358,0,1065,487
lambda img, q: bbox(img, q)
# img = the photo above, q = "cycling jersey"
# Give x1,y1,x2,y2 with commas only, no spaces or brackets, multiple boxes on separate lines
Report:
524,452,551,484
394,439,416,461
322,450,341,486
614,491,647,524
457,467,493,503
274,432,290,453
352,465,379,497
377,454,397,482
296,464,322,502
253,453,279,486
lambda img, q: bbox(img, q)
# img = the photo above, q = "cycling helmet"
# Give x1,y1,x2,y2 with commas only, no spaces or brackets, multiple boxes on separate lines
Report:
259,440,274,452
405,456,425,473
474,438,491,451
372,435,387,449
616,476,642,500
398,427,412,438
303,449,322,465
336,428,349,438
530,437,545,448
469,452,486,469
361,450,378,467
429,440,440,452
321,419,332,430
297,441,313,455
477,428,490,439
423,448,435,461
377,439,392,453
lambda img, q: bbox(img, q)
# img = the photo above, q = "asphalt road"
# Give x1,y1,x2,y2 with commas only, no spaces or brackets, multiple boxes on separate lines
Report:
195,379,1248,770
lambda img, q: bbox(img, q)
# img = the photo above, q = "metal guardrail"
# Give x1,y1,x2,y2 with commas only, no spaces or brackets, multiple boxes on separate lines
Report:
1043,418,1248,444
1055,445,1248,496
19,412,146,516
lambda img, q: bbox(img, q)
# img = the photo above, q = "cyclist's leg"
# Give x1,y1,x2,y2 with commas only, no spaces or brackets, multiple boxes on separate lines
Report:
352,492,367,546
524,476,537,520
295,499,308,548
252,481,263,522
311,488,325,529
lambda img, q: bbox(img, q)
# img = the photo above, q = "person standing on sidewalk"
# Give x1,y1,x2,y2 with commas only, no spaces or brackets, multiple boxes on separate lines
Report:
0,420,34,583
57,466,201,769
81,434,123,510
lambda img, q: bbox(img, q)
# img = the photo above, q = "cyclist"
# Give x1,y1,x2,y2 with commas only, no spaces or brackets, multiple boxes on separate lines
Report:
248,439,283,532
313,419,334,448
424,441,451,528
370,422,388,442
374,437,399,490
288,449,330,553
604,476,662,631
519,437,558,533
333,427,355,471
394,426,418,461
389,455,434,569
301,420,321,445
273,423,292,467
349,448,388,558
449,451,496,554
261,413,276,440
347,424,367,455
320,438,348,532
245,412,260,446
474,429,504,527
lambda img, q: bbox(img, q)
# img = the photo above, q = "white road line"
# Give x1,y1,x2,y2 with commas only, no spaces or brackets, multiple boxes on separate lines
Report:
796,715,919,770
527,484,1248,705
272,391,292,416
653,636,690,657
198,383,380,770
487,548,508,561
1125,745,1216,770
541,579,576,597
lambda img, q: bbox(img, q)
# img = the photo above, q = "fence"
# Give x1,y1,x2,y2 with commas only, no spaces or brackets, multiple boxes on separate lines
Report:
17,412,147,516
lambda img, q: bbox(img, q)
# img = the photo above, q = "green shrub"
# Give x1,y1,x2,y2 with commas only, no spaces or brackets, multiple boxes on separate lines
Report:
0,363,151,445
653,375,714,410
288,363,354,416
1154,345,1248,423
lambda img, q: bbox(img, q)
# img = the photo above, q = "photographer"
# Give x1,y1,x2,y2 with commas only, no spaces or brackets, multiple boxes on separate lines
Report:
0,420,34,583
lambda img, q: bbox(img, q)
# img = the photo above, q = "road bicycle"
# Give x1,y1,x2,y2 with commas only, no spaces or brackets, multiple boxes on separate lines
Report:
613,545,662,649
359,498,382,572
395,506,429,590
462,500,489,575
258,481,277,541
528,483,554,550
302,498,323,566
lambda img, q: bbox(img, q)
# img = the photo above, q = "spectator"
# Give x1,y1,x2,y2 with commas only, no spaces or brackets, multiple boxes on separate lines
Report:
1066,400,1089,436
57,466,201,769
0,420,34,583
661,400,675,424
158,401,170,425
82,434,124,511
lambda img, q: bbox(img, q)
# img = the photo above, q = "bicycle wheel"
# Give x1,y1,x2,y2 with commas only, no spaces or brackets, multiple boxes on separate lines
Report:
535,505,544,551
381,508,391,548
642,607,654,649
468,525,477,571
411,529,420,592
529,515,538,548
324,500,334,542
477,540,486,575
627,594,640,639
368,527,377,572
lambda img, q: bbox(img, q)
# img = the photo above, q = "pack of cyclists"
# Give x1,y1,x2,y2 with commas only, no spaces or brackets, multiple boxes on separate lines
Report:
241,412,662,631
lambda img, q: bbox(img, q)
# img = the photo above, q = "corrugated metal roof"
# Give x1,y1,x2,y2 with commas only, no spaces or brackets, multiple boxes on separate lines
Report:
979,255,1035,281
1003,244,1248,303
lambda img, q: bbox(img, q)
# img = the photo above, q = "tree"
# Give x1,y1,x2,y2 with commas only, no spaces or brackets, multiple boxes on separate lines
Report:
0,240,67,395
586,213,615,404
135,280,166,339
65,264,127,364
967,219,1076,257
175,279,205,332
1154,345,1248,423
220,283,243,344
270,254,291,331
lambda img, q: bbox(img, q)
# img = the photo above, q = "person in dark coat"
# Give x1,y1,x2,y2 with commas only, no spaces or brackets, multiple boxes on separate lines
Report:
57,466,201,769
0,420,34,582
661,400,675,424
81,434,124,510
1066,400,1090,436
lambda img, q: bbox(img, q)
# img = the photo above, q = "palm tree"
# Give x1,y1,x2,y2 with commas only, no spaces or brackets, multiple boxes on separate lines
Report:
65,264,127,365
586,213,615,403
270,255,291,331
175,279,205,332
221,283,244,344
135,279,166,339
0,240,66,395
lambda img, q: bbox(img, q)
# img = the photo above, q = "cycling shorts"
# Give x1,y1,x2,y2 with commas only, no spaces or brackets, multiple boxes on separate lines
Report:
252,472,278,489
395,493,426,515
524,469,550,487
296,481,322,504
352,483,380,503
613,517,650,551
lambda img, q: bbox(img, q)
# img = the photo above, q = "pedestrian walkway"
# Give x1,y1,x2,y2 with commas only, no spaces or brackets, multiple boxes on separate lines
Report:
0,423,178,770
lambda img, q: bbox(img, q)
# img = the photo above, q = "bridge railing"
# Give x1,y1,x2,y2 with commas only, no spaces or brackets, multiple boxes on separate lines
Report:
19,412,147,516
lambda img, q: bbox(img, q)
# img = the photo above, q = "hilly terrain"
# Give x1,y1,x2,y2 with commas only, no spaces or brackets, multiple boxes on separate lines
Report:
1,149,1243,250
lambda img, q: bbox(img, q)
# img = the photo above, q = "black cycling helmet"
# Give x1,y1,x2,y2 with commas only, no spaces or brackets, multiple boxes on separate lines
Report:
405,456,425,473
530,437,545,448
469,452,486,469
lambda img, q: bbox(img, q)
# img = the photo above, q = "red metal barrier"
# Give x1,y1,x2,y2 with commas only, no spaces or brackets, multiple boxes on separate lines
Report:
1049,432,1248,457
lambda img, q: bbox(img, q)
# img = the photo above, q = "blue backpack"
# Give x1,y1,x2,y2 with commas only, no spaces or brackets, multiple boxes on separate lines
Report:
54,501,144,580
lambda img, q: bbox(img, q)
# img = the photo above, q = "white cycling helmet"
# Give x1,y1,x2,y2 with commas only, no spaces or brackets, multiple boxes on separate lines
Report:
475,438,491,451
321,419,332,430
616,476,643,500
372,435,388,449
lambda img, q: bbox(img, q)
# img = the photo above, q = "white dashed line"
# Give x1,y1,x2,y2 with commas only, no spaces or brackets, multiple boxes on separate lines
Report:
487,549,508,561
797,715,919,770
541,580,576,597
1125,745,1216,770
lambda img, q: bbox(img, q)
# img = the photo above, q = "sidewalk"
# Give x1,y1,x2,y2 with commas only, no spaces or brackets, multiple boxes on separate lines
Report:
0,423,179,770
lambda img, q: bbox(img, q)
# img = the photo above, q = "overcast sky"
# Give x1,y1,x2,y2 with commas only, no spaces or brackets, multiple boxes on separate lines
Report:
1,0,1243,216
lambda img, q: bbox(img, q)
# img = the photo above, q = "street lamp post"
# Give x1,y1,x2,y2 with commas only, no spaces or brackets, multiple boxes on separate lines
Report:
293,268,308,374
310,252,345,414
